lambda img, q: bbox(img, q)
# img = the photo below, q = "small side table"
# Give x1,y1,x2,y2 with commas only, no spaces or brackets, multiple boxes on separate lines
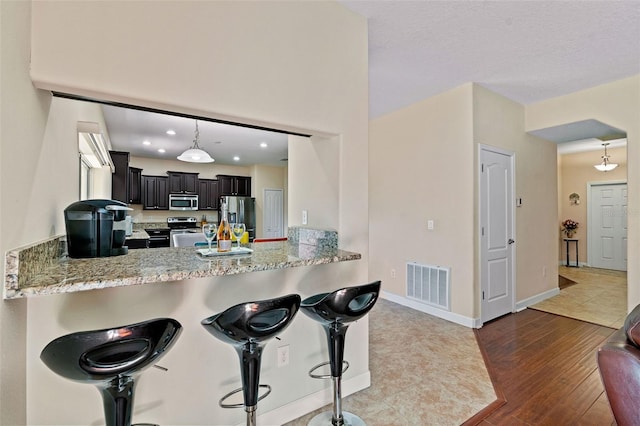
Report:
564,238,579,267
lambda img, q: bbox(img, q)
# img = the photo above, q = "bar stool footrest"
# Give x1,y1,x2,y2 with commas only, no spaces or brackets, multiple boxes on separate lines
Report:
219,384,272,409
308,410,366,426
308,360,350,379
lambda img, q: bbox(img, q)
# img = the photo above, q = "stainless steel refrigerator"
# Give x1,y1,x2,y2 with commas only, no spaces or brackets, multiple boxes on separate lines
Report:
219,196,256,242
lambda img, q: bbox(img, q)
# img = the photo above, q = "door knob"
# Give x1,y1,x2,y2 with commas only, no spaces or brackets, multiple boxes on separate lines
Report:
508,239,515,245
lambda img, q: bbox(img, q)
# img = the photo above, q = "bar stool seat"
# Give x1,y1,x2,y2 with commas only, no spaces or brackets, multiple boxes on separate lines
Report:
201,294,301,426
40,318,182,426
301,281,381,426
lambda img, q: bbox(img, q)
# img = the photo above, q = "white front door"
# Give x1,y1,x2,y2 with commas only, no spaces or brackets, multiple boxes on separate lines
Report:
263,189,284,238
589,182,627,271
480,146,515,323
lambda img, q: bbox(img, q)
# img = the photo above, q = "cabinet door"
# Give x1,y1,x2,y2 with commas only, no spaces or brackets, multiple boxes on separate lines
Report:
128,167,142,204
142,176,157,209
235,176,251,196
110,151,130,203
218,176,234,196
198,180,210,209
183,173,198,194
168,173,183,193
155,177,169,209
209,180,219,209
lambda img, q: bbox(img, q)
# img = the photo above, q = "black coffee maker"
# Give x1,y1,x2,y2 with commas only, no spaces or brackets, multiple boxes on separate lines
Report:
64,199,132,258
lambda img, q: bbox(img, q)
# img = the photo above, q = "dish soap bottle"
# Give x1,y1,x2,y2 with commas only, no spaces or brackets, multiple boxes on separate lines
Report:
217,201,232,252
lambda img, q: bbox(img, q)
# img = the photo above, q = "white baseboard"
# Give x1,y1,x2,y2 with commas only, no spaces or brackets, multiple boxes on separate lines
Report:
381,291,481,328
242,371,371,426
515,287,560,312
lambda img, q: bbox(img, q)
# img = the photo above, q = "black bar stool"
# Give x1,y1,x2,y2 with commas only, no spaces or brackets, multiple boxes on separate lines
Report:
301,281,381,426
201,294,301,426
40,318,182,426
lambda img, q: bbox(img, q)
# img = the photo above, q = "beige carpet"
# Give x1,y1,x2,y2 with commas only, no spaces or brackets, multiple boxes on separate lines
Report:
531,266,627,329
285,298,497,426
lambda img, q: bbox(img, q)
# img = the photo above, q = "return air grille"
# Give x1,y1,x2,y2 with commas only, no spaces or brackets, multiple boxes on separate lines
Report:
406,262,450,311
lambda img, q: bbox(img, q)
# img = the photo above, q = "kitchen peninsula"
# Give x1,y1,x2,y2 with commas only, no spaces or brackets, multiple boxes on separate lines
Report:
4,228,360,299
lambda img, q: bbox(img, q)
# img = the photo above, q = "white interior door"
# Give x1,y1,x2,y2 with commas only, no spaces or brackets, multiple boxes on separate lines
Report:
263,189,284,238
588,182,627,271
480,146,515,323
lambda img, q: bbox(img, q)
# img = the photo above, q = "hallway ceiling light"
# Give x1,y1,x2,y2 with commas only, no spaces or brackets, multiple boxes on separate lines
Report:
177,120,215,163
594,142,618,172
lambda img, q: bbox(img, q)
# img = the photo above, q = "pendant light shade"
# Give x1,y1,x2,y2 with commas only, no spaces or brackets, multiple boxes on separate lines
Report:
177,120,214,163
594,142,617,172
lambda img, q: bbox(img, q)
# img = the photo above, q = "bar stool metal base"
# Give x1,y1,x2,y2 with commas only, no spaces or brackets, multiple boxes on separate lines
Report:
308,411,366,426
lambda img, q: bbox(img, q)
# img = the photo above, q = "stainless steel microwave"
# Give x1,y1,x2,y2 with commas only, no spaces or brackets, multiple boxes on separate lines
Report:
169,194,198,211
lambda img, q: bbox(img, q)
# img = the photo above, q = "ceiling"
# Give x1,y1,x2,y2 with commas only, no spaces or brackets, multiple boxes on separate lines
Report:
103,104,289,167
106,1,639,162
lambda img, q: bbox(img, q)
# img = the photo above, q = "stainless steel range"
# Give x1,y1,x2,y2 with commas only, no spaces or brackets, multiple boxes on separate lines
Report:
168,217,200,247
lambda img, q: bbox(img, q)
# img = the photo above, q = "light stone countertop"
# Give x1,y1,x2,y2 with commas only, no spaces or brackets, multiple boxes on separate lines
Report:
126,229,150,240
4,241,361,299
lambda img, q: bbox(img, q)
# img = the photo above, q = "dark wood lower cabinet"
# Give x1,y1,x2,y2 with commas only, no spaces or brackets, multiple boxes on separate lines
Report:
125,238,149,249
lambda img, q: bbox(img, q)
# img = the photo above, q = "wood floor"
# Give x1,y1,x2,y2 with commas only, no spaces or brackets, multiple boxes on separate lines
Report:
473,308,618,425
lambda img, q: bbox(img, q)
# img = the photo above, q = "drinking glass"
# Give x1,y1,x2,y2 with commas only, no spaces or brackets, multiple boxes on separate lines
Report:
202,224,216,253
232,223,246,249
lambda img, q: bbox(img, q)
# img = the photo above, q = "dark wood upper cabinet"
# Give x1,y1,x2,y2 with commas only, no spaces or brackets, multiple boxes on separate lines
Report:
128,167,142,204
110,151,130,203
217,175,251,196
142,175,169,210
168,171,199,194
198,179,219,210
110,151,143,204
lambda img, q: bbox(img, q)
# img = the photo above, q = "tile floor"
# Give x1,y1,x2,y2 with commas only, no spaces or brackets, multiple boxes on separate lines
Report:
285,298,497,426
531,266,627,329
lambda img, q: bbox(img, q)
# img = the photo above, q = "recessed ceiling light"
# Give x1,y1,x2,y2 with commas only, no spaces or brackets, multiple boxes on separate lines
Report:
142,140,151,145
233,156,240,161
158,148,166,153
260,142,268,148
166,130,176,136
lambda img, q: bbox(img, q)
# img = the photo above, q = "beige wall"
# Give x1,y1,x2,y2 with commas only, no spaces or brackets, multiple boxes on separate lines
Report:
558,147,627,264
369,84,475,318
2,1,368,424
526,75,640,310
473,84,559,306
0,2,114,419
251,164,287,238
369,83,559,323
288,135,341,232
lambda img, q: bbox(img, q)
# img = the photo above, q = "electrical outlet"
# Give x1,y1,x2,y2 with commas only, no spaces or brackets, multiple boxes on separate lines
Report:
390,269,396,279
427,220,434,230
302,210,308,225
277,345,290,367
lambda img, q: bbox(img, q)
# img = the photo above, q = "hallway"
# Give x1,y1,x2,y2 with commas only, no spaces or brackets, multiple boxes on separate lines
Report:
531,266,627,329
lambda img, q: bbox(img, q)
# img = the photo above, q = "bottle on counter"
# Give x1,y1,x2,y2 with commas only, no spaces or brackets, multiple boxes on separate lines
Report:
217,201,232,252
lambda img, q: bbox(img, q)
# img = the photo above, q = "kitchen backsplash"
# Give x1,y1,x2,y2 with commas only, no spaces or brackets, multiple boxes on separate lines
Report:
127,205,218,225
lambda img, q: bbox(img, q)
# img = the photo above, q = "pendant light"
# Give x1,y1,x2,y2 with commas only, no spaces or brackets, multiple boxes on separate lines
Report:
594,142,617,172
177,120,215,163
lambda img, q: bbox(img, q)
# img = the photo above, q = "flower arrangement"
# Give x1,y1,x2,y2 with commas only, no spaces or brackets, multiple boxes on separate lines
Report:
561,219,579,237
